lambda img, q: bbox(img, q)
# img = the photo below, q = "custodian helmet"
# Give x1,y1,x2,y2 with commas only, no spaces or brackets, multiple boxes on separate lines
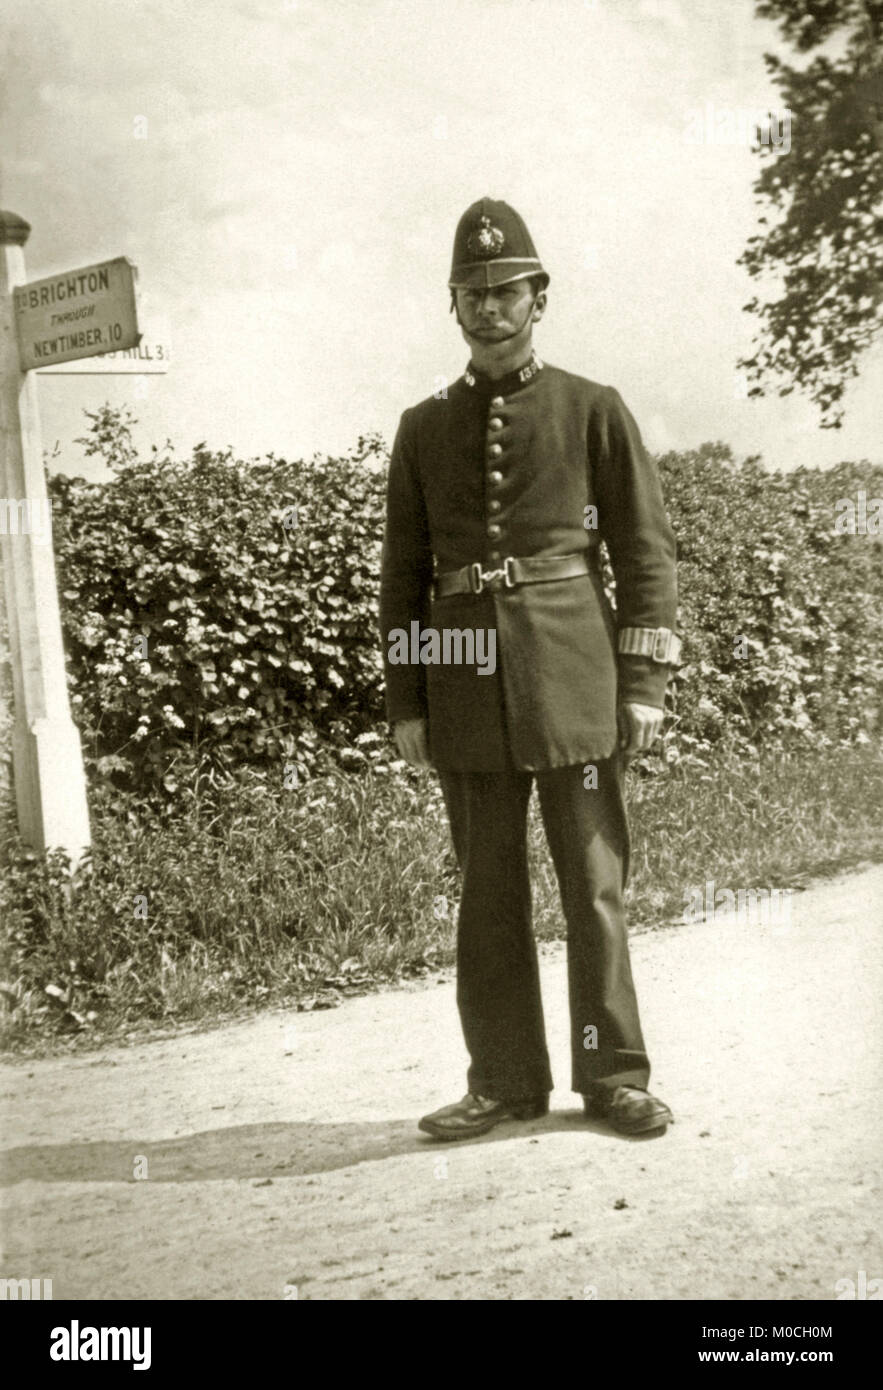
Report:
448,197,550,291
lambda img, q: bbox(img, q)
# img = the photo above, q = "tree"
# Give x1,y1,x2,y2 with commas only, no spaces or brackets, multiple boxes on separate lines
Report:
738,0,883,427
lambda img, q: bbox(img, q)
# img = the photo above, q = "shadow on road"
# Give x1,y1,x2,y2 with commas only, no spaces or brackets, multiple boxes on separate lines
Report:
0,1108,663,1184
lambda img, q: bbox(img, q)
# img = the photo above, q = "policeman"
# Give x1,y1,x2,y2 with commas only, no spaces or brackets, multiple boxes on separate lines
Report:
379,198,680,1140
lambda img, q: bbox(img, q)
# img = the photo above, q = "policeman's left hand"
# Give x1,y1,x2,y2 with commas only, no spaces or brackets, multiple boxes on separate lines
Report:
618,701,663,758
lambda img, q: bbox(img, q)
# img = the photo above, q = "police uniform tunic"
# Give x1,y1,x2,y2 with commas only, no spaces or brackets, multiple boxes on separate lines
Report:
380,356,678,770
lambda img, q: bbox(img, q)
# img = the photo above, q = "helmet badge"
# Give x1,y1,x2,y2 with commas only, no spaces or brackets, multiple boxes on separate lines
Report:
466,214,505,259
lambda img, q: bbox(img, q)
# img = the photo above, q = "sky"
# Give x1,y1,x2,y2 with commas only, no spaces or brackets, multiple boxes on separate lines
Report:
1,0,880,482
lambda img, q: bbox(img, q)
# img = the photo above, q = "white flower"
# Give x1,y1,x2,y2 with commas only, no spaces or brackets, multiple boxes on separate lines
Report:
162,704,186,730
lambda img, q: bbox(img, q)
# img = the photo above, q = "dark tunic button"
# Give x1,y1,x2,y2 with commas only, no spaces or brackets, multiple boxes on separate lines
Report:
488,417,504,431
489,550,502,562
488,499,501,514
487,523,502,541
488,442,503,458
490,396,505,409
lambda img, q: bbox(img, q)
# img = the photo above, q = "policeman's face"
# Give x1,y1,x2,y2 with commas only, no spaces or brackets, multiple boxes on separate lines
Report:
455,280,545,343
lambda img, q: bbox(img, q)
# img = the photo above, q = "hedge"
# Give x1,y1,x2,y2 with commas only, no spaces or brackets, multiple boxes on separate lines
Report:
1,406,881,803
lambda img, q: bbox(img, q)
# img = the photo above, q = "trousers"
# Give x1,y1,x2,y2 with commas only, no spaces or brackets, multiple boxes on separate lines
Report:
437,757,650,1099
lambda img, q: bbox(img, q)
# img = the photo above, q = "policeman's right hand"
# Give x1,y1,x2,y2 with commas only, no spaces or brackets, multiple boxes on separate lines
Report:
394,717,432,768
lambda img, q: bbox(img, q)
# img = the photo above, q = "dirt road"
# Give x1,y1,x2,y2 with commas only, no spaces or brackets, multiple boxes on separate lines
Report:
2,865,881,1300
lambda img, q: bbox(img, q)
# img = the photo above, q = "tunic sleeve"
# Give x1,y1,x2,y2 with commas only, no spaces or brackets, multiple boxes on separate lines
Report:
378,409,434,724
593,387,679,710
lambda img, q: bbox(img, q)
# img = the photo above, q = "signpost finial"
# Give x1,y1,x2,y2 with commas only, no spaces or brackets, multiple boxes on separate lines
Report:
0,211,32,247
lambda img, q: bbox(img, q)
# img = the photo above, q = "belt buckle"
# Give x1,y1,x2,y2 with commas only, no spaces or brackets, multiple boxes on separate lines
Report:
470,557,517,594
475,556,517,593
652,628,670,663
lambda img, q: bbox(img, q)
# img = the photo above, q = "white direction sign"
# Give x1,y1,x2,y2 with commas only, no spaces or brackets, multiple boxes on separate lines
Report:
14,256,140,371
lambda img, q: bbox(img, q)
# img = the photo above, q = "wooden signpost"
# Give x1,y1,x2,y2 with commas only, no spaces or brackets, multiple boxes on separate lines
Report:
0,211,151,866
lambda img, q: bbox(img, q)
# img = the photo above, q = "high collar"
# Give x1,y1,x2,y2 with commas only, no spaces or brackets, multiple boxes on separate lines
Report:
463,349,543,395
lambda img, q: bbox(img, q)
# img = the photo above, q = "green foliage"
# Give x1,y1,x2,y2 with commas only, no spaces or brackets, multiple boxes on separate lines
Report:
0,405,875,815
0,560,12,810
48,409,389,790
657,443,883,765
75,402,140,472
18,410,878,795
738,0,883,426
0,764,456,1042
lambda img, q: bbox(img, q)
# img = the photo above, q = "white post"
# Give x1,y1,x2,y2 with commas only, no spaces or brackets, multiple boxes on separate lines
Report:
0,210,91,865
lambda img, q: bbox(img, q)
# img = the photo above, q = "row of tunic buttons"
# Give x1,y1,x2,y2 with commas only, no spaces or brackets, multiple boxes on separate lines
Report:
487,395,505,557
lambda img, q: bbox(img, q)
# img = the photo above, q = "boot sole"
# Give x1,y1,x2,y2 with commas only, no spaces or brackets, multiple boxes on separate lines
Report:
585,1107,674,1134
612,1113,672,1135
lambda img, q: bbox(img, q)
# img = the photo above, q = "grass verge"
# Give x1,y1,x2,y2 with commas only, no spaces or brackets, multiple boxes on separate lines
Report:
1,744,881,1053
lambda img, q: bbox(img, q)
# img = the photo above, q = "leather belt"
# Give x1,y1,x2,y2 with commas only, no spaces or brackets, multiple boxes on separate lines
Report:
434,551,592,597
